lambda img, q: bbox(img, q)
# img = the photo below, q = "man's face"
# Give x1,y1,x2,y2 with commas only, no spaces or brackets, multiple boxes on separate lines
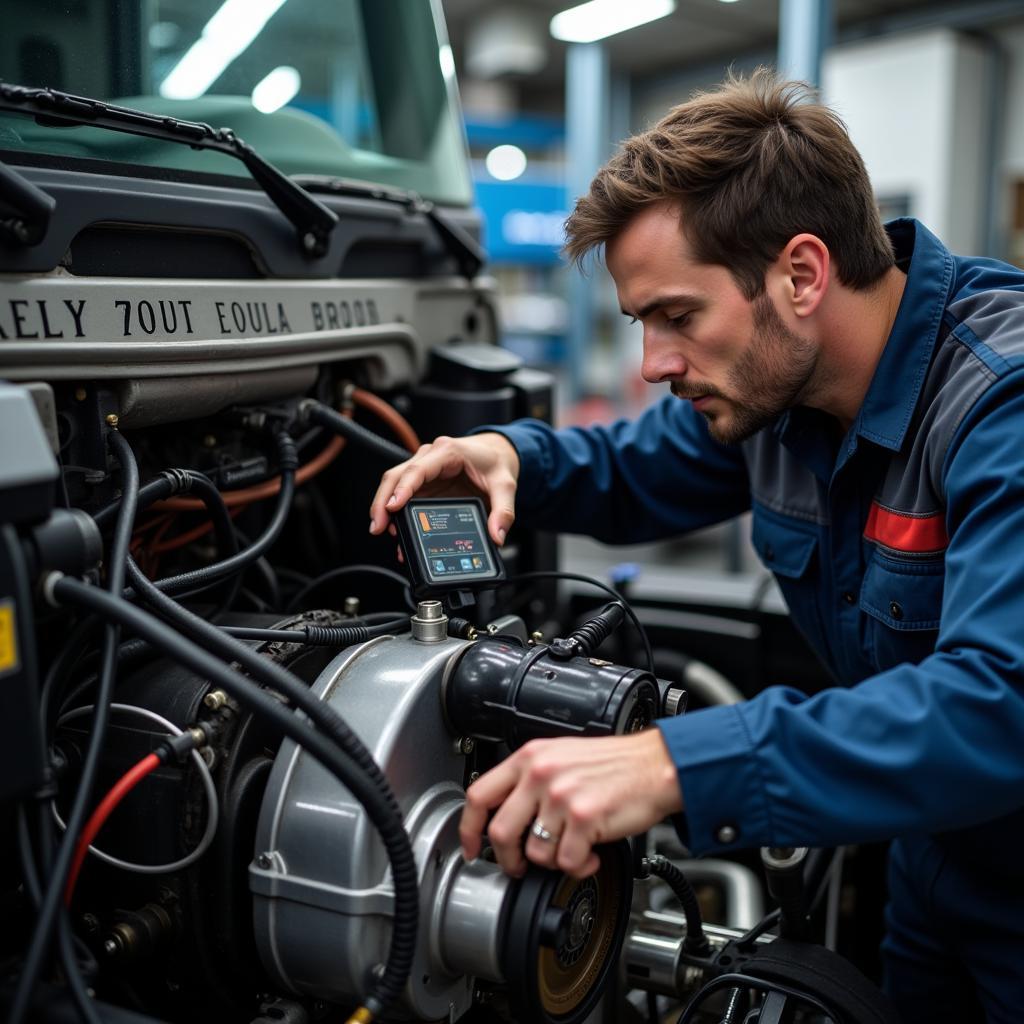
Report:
606,202,818,444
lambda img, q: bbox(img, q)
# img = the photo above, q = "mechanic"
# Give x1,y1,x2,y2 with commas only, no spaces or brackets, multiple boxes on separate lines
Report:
369,69,1024,1021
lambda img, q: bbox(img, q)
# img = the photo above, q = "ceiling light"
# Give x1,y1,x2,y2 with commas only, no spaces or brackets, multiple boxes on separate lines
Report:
251,66,300,113
160,0,289,100
485,145,528,181
550,0,675,44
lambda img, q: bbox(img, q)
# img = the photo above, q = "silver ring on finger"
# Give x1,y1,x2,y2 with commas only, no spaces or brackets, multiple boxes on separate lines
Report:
530,819,559,843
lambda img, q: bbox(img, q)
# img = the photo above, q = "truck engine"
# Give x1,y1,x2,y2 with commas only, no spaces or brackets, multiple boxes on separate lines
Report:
0,3,894,1023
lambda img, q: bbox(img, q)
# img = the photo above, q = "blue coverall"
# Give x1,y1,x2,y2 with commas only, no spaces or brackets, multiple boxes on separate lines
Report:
493,220,1024,1022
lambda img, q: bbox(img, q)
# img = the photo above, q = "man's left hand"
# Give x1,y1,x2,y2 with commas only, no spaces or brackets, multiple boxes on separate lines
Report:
459,729,683,879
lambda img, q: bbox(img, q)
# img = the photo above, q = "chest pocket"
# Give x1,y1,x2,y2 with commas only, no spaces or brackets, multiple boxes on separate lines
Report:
751,509,827,662
860,552,945,672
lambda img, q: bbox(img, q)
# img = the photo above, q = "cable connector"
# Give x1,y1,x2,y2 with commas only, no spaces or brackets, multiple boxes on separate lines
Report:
159,467,194,495
447,616,479,640
156,723,214,764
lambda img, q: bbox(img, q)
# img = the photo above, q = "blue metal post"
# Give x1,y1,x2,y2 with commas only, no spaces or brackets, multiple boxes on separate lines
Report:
565,41,609,402
777,0,833,86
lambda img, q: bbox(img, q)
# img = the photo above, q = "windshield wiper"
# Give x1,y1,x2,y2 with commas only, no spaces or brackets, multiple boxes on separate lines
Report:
0,82,338,257
294,175,484,280
0,156,55,246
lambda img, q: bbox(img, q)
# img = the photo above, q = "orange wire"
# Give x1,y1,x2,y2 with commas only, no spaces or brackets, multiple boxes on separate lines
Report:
155,431,346,513
351,386,421,451
150,505,243,555
152,391,419,515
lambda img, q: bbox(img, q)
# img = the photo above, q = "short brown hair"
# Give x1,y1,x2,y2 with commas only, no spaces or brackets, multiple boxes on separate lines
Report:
564,68,894,298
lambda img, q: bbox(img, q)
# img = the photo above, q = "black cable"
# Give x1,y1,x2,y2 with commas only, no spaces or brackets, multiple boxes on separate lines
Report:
303,399,410,465
98,467,241,608
148,429,296,598
40,614,98,737
647,990,660,1024
9,429,139,1024
285,563,415,613
506,570,655,675
228,523,281,613
642,855,710,955
220,617,409,645
16,803,42,908
17,805,101,1024
108,431,413,1012
47,574,416,1018
737,908,781,947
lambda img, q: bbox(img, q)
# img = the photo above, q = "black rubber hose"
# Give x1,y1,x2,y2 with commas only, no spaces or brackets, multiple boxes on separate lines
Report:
644,854,710,956
97,467,241,607
47,575,416,1018
566,601,626,657
112,431,414,1012
506,571,655,674
303,399,410,465
9,429,139,1024
148,430,297,598
39,613,98,737
220,618,409,645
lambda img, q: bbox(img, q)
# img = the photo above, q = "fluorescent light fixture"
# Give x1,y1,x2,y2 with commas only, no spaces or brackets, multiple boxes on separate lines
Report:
251,66,300,113
439,44,456,80
485,145,528,181
550,0,675,43
160,0,289,100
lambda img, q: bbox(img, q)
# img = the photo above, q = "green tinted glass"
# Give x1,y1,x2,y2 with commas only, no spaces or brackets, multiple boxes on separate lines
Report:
0,0,473,206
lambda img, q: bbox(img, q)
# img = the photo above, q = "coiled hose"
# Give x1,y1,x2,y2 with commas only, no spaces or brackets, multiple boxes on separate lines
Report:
643,854,711,956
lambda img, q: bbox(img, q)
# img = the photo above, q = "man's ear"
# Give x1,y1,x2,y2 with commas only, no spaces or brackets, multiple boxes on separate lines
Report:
772,234,829,318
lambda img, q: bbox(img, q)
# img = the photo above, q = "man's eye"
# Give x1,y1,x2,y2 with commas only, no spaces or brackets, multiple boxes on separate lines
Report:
667,312,691,329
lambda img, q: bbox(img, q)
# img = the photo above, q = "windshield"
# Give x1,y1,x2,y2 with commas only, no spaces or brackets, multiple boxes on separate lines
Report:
0,0,473,207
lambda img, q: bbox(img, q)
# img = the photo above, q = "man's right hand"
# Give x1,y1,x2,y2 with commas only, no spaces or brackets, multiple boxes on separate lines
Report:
368,432,520,547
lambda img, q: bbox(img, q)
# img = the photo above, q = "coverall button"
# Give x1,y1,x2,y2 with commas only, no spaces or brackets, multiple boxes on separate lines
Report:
843,591,856,605
889,601,904,620
715,824,738,845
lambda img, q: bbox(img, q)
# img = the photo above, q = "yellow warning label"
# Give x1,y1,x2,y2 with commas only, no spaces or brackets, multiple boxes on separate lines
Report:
0,601,18,675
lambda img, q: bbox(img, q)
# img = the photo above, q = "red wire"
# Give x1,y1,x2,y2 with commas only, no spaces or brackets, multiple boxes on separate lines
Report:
64,752,163,905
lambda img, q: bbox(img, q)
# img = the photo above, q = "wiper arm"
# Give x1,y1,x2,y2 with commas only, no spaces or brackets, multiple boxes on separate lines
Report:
294,175,485,280
0,82,338,257
0,156,55,246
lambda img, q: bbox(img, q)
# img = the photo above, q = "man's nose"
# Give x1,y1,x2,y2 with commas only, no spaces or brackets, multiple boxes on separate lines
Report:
640,333,686,385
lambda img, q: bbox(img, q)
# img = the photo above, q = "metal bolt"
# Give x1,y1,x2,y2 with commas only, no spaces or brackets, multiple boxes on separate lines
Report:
203,689,227,711
530,631,544,644
80,914,99,934
468,771,480,784
486,623,499,635
255,853,272,869
202,434,217,448
74,387,87,401
105,413,119,427
103,938,119,957
343,596,361,617
453,736,475,755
